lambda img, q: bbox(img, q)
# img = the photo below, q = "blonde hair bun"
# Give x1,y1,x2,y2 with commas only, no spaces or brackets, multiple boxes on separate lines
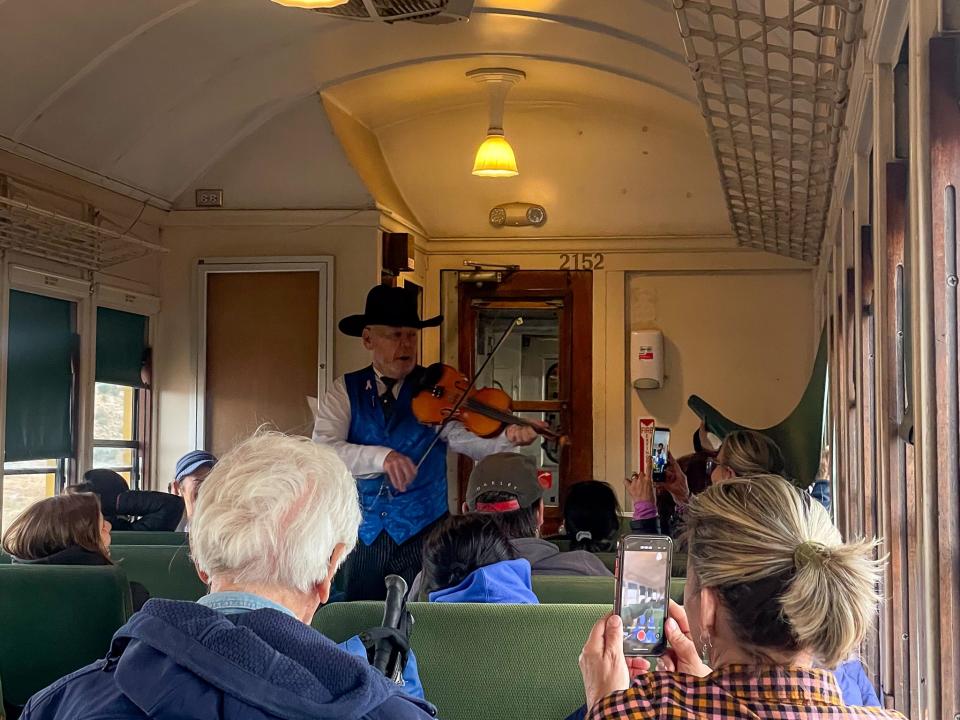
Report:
685,474,881,667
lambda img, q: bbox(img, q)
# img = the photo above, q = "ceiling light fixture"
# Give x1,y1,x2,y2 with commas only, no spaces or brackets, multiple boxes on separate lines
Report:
468,68,525,178
270,0,350,8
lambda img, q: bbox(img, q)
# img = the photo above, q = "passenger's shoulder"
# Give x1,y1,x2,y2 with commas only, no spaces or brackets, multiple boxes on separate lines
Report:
21,659,128,719
366,693,436,720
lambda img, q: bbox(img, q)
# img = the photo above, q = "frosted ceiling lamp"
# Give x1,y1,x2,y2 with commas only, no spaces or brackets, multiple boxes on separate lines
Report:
472,133,518,178
270,0,350,8
468,68,525,178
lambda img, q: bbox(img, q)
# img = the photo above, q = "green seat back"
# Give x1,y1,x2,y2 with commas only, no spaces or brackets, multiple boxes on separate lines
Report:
0,565,131,708
313,602,609,720
688,330,827,488
0,554,10,565
110,531,188,546
547,537,570,552
532,575,615,604
110,545,205,601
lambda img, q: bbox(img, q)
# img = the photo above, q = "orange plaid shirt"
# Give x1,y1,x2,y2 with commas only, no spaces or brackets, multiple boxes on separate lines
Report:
588,665,907,720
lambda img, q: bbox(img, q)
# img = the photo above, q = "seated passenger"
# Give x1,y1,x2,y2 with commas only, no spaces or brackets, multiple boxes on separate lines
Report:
706,428,786,483
562,480,621,553
628,428,786,536
409,453,609,597
578,474,899,720
21,432,435,720
420,513,538,604
169,449,217,531
1,493,150,610
72,469,184,532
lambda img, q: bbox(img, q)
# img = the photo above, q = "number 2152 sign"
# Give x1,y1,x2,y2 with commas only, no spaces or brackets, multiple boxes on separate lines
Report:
559,253,605,270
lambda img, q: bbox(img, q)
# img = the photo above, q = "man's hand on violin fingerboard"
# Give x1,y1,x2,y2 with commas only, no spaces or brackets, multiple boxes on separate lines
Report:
505,423,542,446
383,451,417,492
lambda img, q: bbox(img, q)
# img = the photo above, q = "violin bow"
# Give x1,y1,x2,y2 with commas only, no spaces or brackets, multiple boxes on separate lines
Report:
415,316,524,470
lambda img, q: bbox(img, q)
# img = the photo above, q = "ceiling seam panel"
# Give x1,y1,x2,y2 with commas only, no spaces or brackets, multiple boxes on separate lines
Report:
320,52,700,104
472,8,688,65
673,0,864,264
10,0,203,143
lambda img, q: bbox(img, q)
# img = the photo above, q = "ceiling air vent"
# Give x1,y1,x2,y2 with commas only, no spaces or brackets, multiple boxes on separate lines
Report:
312,0,473,24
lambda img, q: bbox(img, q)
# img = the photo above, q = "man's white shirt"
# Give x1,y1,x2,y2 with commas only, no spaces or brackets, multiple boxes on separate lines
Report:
311,371,514,479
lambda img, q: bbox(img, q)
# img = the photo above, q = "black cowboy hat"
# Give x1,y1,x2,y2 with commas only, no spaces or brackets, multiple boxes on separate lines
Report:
338,285,443,337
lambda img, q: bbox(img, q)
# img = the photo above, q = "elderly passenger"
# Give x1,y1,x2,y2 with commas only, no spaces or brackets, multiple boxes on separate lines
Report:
21,432,436,720
579,475,903,720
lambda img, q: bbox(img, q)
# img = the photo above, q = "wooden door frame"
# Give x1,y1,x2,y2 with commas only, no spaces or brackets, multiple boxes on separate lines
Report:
456,271,593,529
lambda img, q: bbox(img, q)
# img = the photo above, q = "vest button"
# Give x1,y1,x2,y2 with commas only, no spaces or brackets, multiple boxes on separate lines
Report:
380,512,387,519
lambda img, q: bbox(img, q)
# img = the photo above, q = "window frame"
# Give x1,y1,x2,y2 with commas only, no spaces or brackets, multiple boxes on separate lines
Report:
92,284,159,489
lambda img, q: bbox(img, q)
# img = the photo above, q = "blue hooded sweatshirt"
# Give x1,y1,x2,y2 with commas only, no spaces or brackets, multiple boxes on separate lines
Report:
833,658,881,707
20,599,435,720
427,558,539,604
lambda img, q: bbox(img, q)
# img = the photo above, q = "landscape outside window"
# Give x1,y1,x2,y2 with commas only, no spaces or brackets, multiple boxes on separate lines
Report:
93,382,138,486
1,459,57,533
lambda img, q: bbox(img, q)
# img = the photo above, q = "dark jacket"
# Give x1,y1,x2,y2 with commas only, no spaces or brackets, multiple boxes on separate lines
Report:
81,470,184,532
110,491,184,532
12,545,150,611
21,599,436,720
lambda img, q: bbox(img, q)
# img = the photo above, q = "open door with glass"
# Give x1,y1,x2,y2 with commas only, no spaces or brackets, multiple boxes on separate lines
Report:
458,271,592,531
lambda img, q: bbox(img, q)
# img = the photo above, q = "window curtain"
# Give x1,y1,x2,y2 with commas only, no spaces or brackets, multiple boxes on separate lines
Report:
95,307,147,388
4,291,76,462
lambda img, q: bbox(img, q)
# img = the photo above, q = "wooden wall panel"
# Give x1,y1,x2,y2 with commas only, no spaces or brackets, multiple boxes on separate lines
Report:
929,36,960,718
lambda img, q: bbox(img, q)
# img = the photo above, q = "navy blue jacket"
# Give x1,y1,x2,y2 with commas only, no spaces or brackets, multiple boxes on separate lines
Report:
21,599,436,720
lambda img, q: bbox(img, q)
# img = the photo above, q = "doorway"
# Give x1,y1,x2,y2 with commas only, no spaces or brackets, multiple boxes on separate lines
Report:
196,258,333,455
458,271,593,531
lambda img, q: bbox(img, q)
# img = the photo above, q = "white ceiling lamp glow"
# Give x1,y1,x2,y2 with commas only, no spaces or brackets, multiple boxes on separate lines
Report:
468,68,525,178
270,0,349,8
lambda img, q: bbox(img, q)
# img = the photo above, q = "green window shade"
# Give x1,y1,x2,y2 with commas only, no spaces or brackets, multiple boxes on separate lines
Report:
4,291,76,462
96,307,147,388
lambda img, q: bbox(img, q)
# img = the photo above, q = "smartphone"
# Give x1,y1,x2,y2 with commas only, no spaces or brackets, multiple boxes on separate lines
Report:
614,535,673,656
651,427,670,483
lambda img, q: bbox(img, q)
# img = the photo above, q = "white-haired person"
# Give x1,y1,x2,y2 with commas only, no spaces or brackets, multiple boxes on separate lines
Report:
20,432,436,720
579,474,903,720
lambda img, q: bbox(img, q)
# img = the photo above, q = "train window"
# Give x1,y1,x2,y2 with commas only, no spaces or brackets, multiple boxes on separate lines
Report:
2,291,76,531
92,308,149,487
91,383,141,488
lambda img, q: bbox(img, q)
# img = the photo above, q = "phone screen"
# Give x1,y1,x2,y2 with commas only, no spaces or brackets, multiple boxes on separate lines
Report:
651,427,670,482
615,535,672,656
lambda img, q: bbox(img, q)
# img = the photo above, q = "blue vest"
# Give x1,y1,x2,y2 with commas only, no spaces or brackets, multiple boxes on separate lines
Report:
345,366,448,545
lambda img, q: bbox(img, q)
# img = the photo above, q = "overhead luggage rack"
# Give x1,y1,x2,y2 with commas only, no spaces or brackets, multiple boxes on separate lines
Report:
0,195,166,271
673,0,864,264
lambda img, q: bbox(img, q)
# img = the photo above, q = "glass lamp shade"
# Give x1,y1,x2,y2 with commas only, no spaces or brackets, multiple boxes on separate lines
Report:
472,134,519,177
271,0,350,8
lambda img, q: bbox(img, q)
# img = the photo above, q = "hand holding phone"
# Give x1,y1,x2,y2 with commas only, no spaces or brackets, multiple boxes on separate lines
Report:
614,535,673,656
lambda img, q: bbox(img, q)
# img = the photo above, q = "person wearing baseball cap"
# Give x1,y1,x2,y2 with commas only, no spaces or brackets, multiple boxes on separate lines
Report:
171,450,217,531
312,284,542,601
408,453,610,599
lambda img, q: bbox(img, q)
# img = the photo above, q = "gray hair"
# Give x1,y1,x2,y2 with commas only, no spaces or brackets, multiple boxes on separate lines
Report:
190,431,360,592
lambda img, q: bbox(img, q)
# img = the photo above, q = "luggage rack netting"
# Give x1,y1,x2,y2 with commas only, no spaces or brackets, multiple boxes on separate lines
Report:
673,0,864,264
0,195,166,270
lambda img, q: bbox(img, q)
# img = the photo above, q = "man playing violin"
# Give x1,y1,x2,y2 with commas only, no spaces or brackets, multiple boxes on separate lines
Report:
312,285,540,600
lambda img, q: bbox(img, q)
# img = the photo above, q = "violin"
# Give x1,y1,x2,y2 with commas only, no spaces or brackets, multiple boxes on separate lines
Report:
412,363,565,441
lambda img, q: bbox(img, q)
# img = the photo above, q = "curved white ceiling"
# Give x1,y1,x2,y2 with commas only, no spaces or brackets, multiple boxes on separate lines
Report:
0,0,731,237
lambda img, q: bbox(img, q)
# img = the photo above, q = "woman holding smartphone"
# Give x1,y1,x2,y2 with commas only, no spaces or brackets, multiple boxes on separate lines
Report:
579,474,904,720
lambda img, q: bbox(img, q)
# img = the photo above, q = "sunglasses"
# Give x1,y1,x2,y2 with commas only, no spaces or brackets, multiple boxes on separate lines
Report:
705,458,726,476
